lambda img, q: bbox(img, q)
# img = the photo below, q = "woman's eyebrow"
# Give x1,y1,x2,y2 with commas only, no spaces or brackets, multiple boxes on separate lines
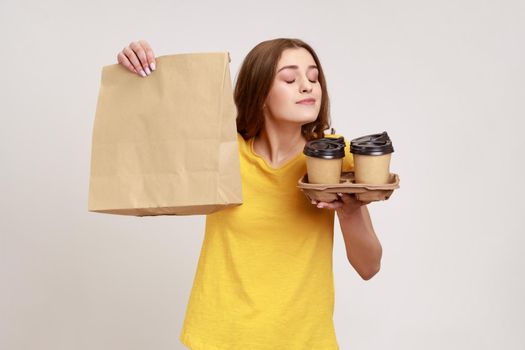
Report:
277,65,318,73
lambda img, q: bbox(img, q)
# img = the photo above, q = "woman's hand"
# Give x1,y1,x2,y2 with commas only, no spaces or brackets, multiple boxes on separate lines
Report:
117,40,156,77
311,193,371,216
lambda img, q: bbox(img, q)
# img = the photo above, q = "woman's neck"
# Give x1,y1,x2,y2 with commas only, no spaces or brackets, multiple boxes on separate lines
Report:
253,122,306,168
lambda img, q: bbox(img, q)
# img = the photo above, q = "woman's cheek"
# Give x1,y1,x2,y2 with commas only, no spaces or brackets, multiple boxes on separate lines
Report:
274,86,292,105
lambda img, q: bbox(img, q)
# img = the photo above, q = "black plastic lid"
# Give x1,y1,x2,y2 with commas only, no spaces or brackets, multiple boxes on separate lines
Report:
321,136,345,147
303,139,345,159
350,132,394,156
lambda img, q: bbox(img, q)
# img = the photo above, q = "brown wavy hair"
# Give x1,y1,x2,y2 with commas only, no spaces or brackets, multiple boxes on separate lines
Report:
234,38,331,141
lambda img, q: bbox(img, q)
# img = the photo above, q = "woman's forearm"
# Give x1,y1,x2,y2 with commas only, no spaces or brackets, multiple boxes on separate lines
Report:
336,205,382,280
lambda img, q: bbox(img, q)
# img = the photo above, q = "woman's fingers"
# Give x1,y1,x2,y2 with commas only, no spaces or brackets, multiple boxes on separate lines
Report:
138,40,156,71
317,200,343,209
118,40,156,77
311,193,372,210
130,41,152,76
117,51,137,74
122,46,146,76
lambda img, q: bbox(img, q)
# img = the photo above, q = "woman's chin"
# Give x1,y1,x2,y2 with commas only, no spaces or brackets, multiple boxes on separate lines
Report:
298,114,319,124
289,118,316,126
275,113,318,125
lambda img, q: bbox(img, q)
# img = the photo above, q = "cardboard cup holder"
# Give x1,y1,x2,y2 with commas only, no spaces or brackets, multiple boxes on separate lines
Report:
297,171,400,203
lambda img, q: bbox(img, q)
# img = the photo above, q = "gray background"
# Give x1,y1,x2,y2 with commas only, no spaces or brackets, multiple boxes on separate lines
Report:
1,0,524,349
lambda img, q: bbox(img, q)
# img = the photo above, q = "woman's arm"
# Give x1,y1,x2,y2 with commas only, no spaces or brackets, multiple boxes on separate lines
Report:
336,199,382,280
314,193,382,280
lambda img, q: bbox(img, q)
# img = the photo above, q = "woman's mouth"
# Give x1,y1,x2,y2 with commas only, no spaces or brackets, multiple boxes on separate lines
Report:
296,98,316,105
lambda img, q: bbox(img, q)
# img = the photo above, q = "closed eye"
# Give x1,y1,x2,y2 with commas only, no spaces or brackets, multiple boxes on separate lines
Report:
286,80,318,84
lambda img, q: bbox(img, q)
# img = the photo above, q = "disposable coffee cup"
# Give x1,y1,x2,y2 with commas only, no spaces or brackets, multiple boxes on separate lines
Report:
303,139,345,184
350,132,394,184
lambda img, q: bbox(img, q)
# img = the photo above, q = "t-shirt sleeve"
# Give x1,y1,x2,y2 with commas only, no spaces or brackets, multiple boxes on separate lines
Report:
324,133,354,172
342,139,354,172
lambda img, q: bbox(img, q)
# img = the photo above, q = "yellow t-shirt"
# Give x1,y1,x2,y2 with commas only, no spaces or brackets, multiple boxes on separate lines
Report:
180,133,354,350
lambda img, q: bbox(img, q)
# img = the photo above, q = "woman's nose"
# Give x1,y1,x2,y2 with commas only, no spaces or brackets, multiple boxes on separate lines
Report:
300,78,313,92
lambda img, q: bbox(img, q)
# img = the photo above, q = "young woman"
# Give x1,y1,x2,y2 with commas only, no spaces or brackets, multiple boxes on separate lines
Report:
117,38,383,350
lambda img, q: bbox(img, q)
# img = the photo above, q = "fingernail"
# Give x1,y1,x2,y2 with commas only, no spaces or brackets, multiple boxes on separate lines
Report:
337,193,343,197
140,70,146,77
150,62,156,71
317,204,324,208
145,67,151,75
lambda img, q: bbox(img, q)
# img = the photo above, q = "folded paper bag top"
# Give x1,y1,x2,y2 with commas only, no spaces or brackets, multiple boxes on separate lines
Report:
88,52,243,216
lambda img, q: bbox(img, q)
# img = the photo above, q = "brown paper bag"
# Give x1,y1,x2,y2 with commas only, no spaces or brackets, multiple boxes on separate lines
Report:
88,52,243,216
